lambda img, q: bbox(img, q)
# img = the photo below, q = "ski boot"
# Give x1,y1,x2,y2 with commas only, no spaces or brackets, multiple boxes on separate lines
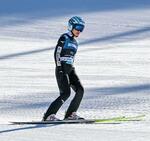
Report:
42,114,60,121
65,112,84,120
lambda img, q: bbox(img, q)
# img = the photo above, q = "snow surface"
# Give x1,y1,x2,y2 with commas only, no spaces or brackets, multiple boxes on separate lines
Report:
0,0,150,141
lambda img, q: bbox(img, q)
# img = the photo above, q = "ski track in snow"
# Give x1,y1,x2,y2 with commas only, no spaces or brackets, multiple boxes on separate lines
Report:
0,1,150,141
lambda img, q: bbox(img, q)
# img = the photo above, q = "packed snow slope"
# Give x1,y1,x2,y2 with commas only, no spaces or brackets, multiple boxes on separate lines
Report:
0,0,150,141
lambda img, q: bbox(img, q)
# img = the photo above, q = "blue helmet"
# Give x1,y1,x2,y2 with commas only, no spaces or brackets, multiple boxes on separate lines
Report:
68,16,85,32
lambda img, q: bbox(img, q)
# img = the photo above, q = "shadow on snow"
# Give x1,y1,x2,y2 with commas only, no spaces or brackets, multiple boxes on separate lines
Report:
0,124,58,134
0,26,150,60
85,83,150,97
0,0,150,17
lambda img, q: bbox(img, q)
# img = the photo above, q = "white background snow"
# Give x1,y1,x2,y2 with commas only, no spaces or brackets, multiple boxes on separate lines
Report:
0,0,150,140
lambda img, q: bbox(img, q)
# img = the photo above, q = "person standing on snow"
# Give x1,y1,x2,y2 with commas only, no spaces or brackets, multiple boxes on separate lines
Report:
42,16,85,121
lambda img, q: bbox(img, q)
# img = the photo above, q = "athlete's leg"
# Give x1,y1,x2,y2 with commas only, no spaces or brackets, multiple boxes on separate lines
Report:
65,68,84,118
43,67,71,120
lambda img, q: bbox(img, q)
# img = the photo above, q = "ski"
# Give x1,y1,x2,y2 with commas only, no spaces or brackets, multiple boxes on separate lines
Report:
10,115,145,125
11,119,97,125
10,116,123,125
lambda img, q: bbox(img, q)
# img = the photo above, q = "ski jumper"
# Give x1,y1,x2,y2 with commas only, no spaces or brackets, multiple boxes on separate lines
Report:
44,32,84,120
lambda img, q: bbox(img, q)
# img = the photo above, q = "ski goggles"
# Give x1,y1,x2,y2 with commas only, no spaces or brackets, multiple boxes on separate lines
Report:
74,24,85,32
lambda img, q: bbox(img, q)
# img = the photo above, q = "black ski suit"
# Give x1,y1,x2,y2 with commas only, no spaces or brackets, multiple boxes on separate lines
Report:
44,32,84,119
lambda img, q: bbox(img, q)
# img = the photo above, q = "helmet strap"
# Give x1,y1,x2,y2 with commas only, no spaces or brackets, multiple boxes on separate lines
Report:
71,30,75,37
